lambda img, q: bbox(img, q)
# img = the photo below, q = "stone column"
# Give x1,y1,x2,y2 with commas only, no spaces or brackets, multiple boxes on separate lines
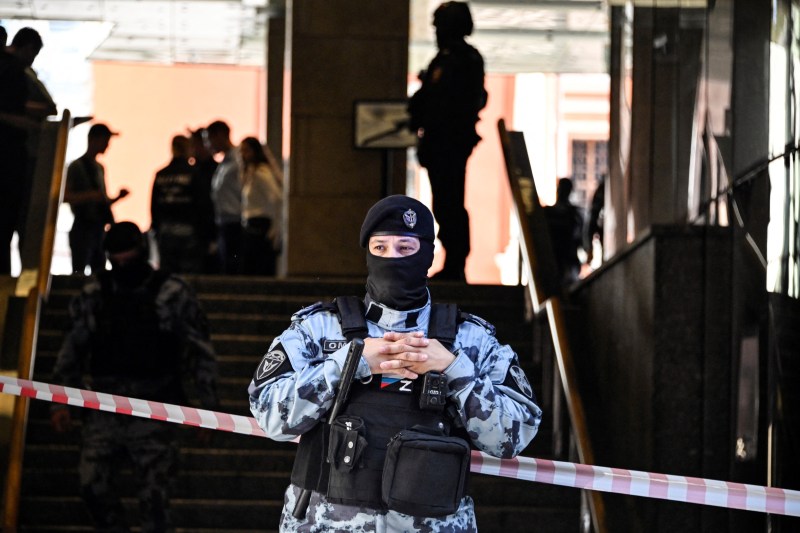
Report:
283,0,410,277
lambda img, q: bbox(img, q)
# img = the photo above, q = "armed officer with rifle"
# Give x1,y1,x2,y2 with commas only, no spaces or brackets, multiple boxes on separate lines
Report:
248,195,542,531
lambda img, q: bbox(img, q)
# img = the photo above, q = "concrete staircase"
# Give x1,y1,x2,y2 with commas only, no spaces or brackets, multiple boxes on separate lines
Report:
16,274,580,532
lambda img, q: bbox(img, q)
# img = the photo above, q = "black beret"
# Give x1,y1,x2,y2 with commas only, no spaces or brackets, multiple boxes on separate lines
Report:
359,195,435,248
103,221,145,254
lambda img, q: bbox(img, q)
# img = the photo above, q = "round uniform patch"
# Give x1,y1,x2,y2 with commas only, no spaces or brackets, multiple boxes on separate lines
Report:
509,365,533,398
256,349,287,381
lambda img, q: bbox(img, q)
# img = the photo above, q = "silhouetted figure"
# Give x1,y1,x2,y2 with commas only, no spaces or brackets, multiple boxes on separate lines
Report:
206,120,242,274
239,137,283,276
6,28,58,244
543,178,584,288
64,123,130,275
189,128,219,273
151,134,211,273
0,26,32,274
584,174,605,265
0,25,7,47
408,1,487,282
50,221,219,533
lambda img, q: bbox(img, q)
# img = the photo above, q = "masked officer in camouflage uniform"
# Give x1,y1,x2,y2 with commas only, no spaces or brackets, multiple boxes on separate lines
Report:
249,195,542,532
50,221,219,533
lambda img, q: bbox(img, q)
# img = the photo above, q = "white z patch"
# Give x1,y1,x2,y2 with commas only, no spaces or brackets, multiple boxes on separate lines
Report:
399,380,413,392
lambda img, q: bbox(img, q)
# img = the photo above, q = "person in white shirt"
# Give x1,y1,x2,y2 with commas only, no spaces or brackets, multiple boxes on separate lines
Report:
239,136,283,276
206,120,242,274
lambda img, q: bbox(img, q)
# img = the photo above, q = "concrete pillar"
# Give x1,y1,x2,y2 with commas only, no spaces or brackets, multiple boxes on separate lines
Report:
266,9,285,164
623,8,704,239
283,0,410,277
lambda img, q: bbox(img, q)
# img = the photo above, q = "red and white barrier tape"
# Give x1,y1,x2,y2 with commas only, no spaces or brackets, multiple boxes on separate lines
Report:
2,375,799,517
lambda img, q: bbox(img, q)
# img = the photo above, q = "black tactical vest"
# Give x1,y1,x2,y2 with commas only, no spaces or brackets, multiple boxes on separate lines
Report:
90,271,183,402
290,296,465,509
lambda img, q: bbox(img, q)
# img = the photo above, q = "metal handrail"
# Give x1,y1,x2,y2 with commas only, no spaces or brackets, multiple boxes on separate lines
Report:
2,110,71,531
498,118,607,533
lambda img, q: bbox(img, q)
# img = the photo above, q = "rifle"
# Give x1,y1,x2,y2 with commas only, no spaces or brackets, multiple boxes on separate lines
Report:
292,338,365,519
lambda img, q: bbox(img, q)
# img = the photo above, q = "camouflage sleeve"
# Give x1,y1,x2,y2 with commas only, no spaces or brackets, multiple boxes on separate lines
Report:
51,289,94,391
444,324,542,459
248,312,370,442
166,279,220,410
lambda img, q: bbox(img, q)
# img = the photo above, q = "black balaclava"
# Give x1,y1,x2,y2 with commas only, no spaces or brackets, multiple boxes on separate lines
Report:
103,221,153,289
366,239,434,310
360,195,436,311
110,252,152,289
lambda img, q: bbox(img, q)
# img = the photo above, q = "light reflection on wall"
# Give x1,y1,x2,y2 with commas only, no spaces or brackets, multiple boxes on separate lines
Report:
766,7,800,297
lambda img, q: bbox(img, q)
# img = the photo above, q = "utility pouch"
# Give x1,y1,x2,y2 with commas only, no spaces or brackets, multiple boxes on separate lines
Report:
326,415,375,504
382,426,470,517
327,415,367,472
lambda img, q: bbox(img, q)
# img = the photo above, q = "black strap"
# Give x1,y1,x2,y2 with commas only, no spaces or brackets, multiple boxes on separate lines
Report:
428,303,458,350
335,296,368,341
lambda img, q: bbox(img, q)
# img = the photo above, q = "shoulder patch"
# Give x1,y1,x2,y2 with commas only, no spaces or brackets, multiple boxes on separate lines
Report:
503,365,535,401
252,343,293,386
460,312,496,336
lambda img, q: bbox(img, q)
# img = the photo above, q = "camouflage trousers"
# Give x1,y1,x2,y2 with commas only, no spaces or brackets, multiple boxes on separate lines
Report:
279,484,478,532
79,410,177,533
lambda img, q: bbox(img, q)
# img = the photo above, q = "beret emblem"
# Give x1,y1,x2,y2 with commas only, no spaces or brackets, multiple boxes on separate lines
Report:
403,209,417,229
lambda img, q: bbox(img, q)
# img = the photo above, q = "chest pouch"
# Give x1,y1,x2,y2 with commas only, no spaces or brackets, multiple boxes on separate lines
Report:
382,426,470,517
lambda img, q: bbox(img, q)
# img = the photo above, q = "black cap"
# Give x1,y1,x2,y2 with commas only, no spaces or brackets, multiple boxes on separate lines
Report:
88,123,119,138
359,195,435,248
103,221,145,254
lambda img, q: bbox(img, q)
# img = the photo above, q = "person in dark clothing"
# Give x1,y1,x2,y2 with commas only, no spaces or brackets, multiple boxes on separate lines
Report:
543,178,585,288
408,1,487,282
50,221,220,533
584,174,605,265
189,128,220,273
64,123,130,275
151,134,212,273
0,26,39,274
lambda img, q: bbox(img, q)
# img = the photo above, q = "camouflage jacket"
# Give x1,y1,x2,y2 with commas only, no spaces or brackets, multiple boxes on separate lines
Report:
52,272,219,410
249,295,542,532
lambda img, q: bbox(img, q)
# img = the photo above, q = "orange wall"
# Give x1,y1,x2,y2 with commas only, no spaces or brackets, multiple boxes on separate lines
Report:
91,61,265,230
421,74,515,284
465,74,515,284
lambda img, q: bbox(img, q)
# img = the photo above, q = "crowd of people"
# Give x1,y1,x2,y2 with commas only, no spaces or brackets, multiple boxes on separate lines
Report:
1,25,283,278
63,118,284,277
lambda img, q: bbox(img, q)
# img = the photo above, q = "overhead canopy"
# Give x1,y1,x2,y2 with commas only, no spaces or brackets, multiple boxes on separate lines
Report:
0,0,611,74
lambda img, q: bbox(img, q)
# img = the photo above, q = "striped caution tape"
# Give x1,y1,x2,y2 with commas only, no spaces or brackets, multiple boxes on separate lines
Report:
2,375,799,517
471,452,800,517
